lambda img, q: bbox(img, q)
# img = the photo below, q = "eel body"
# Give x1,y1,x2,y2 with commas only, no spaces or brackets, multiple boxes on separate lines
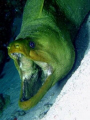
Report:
8,0,90,110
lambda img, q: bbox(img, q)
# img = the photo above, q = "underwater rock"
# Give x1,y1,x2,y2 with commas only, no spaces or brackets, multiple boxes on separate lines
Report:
17,110,26,116
6,116,17,120
0,93,10,117
39,111,48,119
44,102,53,108
11,110,26,117
8,110,26,120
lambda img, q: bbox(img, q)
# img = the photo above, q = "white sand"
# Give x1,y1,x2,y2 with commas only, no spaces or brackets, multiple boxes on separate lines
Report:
41,14,90,120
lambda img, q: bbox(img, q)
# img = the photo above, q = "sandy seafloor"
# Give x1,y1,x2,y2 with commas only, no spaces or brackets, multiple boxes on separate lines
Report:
0,14,90,120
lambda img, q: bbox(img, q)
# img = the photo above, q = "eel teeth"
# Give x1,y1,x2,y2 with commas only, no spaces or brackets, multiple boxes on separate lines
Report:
11,53,21,57
20,62,22,68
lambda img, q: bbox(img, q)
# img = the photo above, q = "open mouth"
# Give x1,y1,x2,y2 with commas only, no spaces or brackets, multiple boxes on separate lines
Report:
10,53,53,102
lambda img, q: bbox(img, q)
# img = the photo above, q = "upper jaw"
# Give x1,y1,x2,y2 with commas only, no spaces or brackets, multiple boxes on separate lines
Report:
10,52,53,102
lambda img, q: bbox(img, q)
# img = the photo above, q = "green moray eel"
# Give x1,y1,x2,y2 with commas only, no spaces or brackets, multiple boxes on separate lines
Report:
7,0,90,110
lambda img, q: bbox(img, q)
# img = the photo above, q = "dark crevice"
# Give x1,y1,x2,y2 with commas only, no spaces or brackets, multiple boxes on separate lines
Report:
20,65,44,102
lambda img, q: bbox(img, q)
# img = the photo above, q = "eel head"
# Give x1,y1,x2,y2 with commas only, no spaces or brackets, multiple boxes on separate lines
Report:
7,37,55,110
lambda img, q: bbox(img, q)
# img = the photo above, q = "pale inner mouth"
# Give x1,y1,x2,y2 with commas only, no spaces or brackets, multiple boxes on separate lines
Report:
11,53,52,102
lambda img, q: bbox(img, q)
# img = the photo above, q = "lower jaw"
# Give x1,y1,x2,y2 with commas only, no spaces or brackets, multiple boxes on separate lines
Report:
19,61,52,102
19,74,54,110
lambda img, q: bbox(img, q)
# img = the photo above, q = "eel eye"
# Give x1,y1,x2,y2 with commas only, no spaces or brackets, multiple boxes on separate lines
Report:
29,41,35,48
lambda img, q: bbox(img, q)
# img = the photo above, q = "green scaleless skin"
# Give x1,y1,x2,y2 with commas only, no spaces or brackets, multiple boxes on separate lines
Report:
8,0,90,110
